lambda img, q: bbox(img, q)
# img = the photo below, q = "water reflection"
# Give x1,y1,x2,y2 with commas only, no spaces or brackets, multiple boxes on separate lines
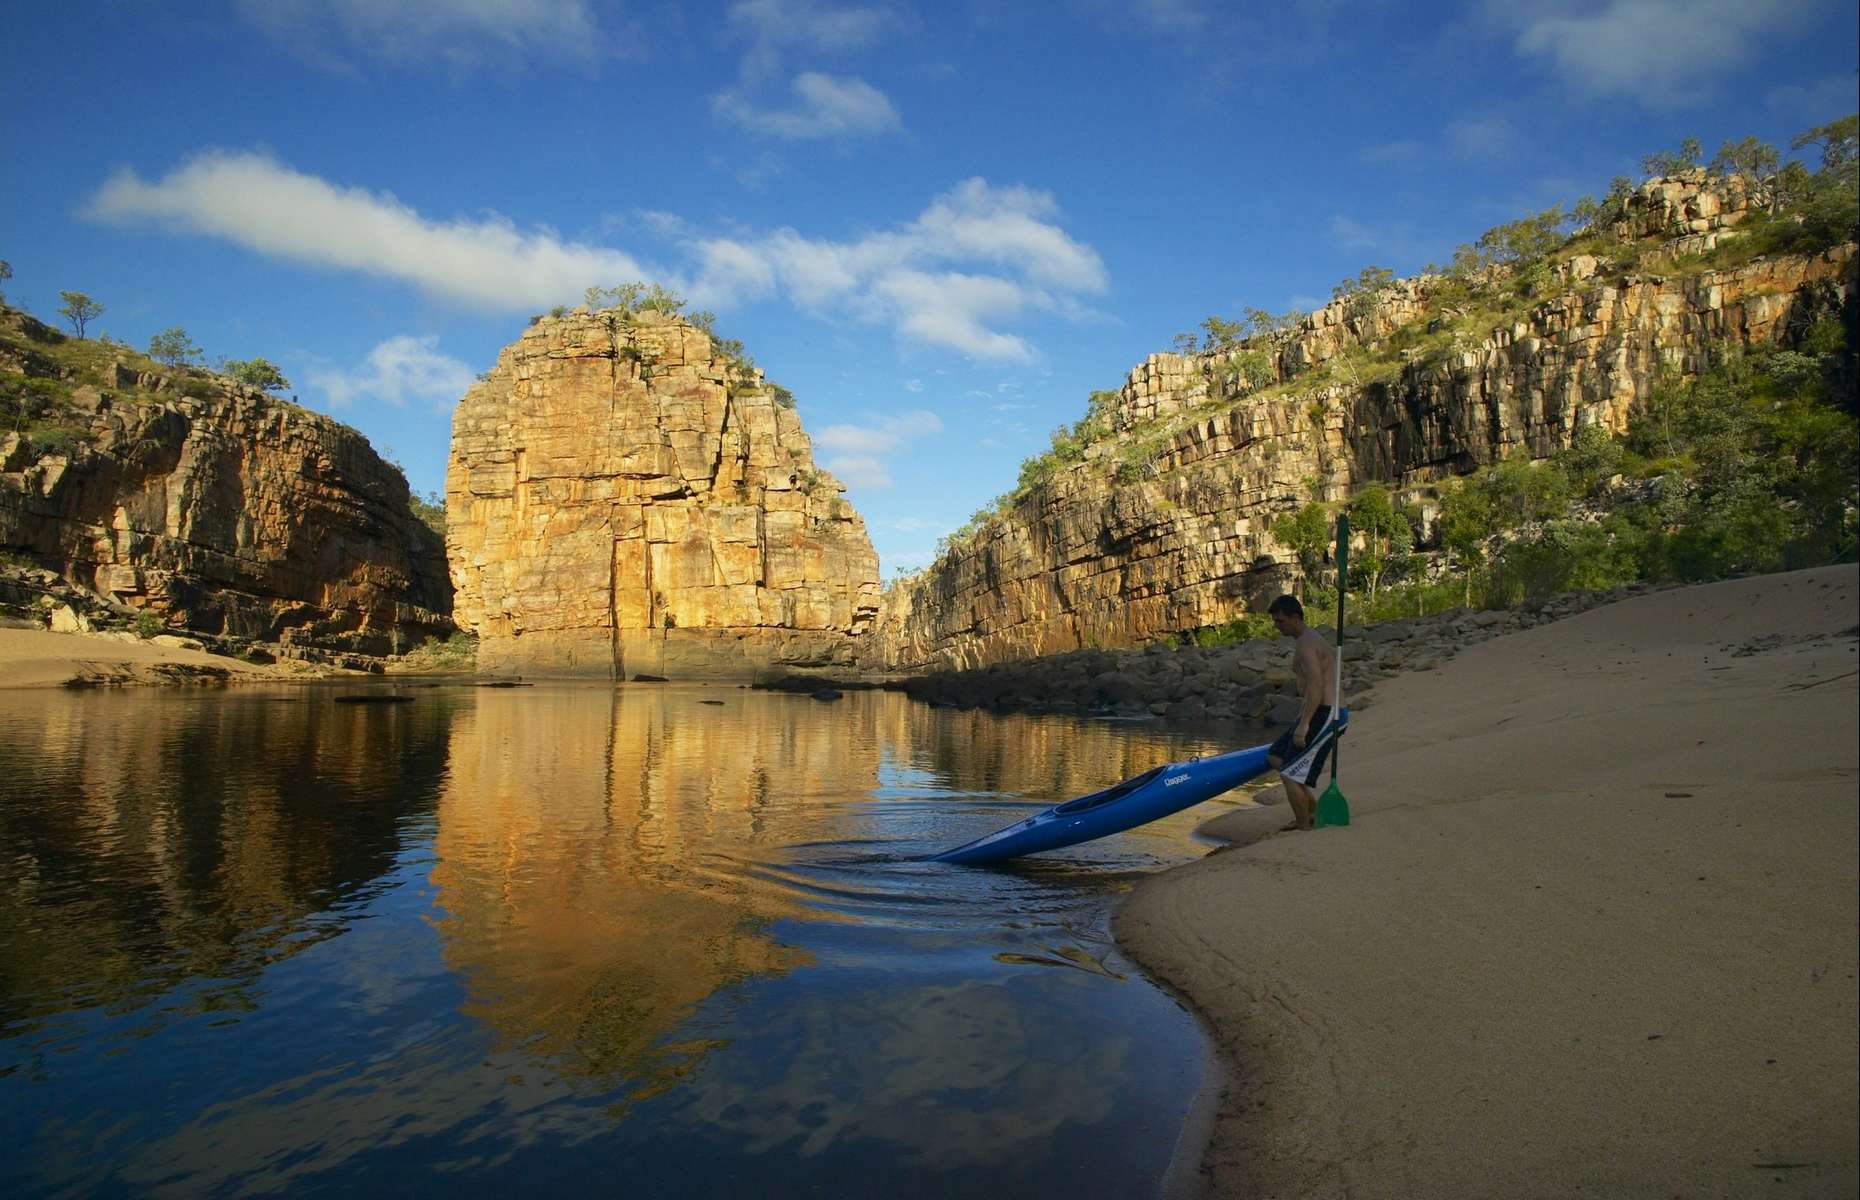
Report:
2,684,1241,1197
0,690,459,1042
429,688,843,1105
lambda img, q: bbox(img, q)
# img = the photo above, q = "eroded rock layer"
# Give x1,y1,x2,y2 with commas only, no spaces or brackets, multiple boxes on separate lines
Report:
447,310,879,679
877,176,1856,671
0,313,452,656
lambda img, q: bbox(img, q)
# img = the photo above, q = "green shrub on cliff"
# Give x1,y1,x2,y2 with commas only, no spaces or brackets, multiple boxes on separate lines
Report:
147,328,202,368
223,357,290,393
409,490,446,537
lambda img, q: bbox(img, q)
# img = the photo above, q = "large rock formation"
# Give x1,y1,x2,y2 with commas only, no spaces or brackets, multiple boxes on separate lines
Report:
877,175,1856,671
0,309,453,656
447,308,879,679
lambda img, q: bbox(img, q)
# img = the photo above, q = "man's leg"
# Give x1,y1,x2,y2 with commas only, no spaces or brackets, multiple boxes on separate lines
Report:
1284,779,1316,830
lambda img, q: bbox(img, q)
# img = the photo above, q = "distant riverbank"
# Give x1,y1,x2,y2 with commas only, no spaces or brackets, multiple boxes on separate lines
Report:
0,626,343,688
894,582,1668,723
1115,564,1860,1197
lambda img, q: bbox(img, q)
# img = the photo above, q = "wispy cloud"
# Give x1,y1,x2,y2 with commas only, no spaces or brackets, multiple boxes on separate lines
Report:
1129,0,1208,31
816,409,941,489
1329,215,1386,251
306,335,476,413
1766,75,1858,121
234,0,613,70
713,71,901,140
712,0,904,141
1447,115,1516,160
1494,0,1807,106
86,153,1107,361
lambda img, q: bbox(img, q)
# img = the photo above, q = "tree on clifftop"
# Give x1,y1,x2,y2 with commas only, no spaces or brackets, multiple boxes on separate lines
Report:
1641,137,1702,177
224,357,290,393
148,327,202,368
58,290,103,338
0,259,12,303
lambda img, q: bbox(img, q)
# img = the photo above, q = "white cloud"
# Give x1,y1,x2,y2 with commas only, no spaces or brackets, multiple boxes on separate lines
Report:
725,0,895,62
307,335,476,412
816,409,941,489
713,71,902,140
684,178,1107,360
87,154,1106,361
904,378,923,392
816,409,942,454
712,1,904,142
822,454,891,488
86,151,654,311
235,0,607,69
1497,0,1805,106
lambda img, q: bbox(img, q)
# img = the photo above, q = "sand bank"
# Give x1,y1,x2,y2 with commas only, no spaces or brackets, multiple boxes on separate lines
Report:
1117,565,1859,1198
0,626,312,687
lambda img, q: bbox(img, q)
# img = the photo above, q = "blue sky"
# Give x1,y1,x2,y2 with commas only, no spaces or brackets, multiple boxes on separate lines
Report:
2,1,1853,574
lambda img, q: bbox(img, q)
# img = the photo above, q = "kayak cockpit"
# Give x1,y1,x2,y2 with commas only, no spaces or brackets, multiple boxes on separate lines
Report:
1052,764,1168,815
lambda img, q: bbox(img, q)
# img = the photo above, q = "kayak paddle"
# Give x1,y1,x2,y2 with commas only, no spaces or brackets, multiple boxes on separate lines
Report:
1315,513,1351,828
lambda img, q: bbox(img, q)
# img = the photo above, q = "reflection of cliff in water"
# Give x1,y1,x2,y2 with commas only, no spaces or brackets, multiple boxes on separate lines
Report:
874,698,1218,804
0,692,461,1034
429,688,882,1106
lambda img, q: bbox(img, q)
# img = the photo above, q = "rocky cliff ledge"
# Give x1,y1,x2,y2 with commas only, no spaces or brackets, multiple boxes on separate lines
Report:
877,175,1856,671
447,308,879,679
0,309,452,656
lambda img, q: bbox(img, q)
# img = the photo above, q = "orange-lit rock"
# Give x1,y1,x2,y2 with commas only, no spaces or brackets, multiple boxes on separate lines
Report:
447,310,879,679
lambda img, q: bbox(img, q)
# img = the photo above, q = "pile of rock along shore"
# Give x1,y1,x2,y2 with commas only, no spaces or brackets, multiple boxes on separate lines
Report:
898,583,1664,723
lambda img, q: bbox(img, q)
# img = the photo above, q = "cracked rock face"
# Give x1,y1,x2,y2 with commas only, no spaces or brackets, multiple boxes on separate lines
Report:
0,339,453,656
446,309,880,679
876,176,1855,673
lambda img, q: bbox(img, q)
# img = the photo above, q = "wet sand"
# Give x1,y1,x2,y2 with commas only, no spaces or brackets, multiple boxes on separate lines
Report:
1116,565,1859,1198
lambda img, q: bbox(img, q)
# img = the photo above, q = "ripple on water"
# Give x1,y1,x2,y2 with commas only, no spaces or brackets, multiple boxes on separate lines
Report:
0,685,1251,1198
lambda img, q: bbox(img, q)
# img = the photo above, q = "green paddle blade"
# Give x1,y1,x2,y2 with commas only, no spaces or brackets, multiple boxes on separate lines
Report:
1314,778,1351,828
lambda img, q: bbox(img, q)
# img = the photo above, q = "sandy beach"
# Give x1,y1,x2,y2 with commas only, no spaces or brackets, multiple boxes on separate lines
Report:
0,626,310,687
1117,565,1860,1199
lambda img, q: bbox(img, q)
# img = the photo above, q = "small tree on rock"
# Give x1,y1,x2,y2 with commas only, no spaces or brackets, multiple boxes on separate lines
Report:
148,327,202,368
1641,137,1702,177
59,291,104,338
0,259,12,303
224,357,290,393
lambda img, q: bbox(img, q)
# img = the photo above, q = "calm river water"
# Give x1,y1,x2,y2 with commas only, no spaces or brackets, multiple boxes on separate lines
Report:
0,683,1252,1198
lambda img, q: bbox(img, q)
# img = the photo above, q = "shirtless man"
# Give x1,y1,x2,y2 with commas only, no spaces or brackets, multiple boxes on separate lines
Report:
1265,595,1337,831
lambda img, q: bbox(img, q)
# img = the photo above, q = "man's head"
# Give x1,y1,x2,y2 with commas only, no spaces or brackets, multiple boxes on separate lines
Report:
1267,595,1305,637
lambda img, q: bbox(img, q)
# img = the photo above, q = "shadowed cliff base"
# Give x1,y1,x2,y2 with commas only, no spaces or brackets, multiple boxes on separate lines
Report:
1114,565,1859,1198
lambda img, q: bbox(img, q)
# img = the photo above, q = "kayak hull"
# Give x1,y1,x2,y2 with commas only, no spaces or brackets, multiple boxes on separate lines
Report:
931,712,1348,866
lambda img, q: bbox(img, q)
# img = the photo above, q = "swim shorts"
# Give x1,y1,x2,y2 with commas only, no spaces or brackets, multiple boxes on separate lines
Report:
1270,704,1334,783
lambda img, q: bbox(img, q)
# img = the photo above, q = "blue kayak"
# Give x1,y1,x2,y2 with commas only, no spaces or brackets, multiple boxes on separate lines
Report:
931,712,1347,866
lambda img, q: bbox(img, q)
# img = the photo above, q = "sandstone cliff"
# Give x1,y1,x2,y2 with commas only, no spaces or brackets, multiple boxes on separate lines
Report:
877,175,1857,671
446,308,879,679
0,308,453,656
